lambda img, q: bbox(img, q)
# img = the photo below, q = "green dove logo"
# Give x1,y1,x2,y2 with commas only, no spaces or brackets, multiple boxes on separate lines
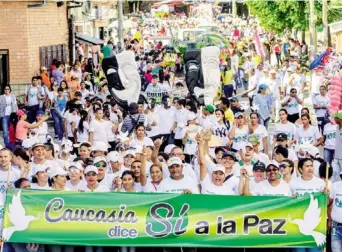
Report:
288,194,326,246
3,190,40,241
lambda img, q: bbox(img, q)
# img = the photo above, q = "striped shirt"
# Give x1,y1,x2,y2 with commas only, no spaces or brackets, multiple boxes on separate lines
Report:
121,114,145,134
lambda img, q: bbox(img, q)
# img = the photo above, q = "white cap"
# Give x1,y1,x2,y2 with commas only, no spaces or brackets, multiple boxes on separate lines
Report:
22,139,35,149
245,142,254,149
168,157,182,167
49,167,68,178
32,164,50,175
212,164,225,173
84,165,98,174
164,144,176,154
68,162,83,171
124,149,136,157
187,112,197,121
107,151,120,162
92,142,108,152
94,156,107,164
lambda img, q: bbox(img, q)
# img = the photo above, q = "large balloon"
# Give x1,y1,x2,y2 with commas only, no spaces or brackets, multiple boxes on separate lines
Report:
184,46,220,105
102,51,141,110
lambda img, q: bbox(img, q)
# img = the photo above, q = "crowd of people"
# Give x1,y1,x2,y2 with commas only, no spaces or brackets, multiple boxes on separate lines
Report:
0,6,342,252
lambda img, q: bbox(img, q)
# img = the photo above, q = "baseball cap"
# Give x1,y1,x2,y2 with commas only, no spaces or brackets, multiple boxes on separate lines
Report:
168,157,182,167
276,133,288,141
36,110,45,116
222,151,237,161
187,112,197,121
267,162,279,170
214,147,226,154
17,109,26,117
245,142,254,149
253,161,266,171
92,142,108,152
49,167,68,178
84,165,99,175
164,144,176,154
234,112,244,118
204,105,215,113
124,149,136,157
248,135,259,146
68,162,83,171
107,151,121,162
94,156,107,164
31,141,45,150
32,164,50,175
231,97,239,102
259,84,268,90
212,164,225,173
22,138,35,149
75,91,82,97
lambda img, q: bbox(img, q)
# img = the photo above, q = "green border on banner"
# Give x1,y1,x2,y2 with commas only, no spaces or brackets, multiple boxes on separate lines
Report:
3,189,327,248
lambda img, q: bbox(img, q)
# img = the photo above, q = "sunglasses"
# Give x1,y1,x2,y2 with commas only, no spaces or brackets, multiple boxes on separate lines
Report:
279,164,290,169
95,163,106,168
266,168,279,172
86,172,97,177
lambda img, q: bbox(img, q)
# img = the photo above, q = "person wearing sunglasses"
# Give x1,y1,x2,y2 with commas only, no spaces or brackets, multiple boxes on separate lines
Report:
279,159,294,183
66,162,85,191
281,88,303,123
244,162,292,197
93,156,111,190
0,85,17,148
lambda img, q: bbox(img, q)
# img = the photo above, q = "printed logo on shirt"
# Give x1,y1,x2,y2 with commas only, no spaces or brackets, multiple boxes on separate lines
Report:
335,196,342,208
233,135,248,143
326,132,336,140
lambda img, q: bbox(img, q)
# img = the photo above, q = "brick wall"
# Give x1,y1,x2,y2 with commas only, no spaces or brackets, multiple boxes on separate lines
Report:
0,1,68,86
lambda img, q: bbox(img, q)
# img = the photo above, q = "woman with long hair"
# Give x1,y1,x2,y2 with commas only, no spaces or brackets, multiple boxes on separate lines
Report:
212,108,234,146
77,110,90,143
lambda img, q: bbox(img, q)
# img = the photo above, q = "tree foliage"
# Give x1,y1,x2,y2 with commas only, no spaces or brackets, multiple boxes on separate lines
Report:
246,0,341,33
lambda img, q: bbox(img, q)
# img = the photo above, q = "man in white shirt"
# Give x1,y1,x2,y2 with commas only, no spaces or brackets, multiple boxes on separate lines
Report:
171,99,188,148
159,157,199,194
158,97,176,151
313,85,329,133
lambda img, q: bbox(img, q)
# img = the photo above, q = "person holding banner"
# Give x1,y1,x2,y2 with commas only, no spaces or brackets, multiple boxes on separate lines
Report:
140,147,163,193
82,165,110,192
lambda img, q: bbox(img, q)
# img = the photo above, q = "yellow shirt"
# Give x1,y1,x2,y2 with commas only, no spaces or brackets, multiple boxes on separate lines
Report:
222,70,233,85
225,109,234,124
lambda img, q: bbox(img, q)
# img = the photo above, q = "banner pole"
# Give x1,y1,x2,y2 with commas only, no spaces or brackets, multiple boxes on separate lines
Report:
325,162,329,191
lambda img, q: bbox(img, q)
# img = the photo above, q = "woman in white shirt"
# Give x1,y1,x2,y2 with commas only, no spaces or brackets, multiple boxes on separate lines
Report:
212,109,234,146
76,110,90,143
279,159,294,183
248,112,268,153
66,162,85,191
140,148,163,193
31,164,51,190
295,114,323,146
181,112,202,163
50,167,69,190
33,110,48,143
230,112,249,152
130,125,154,149
198,134,235,195
103,108,118,152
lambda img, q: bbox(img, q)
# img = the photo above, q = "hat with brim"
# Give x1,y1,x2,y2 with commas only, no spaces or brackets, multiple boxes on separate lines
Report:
267,162,279,170
84,165,99,175
168,157,182,167
333,111,342,119
49,167,68,178
253,161,266,171
31,142,45,150
234,112,244,119
222,151,237,161
212,164,225,173
204,105,215,113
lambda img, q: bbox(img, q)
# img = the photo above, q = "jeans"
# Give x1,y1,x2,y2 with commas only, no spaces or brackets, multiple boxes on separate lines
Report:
293,248,322,252
332,222,342,252
332,158,342,182
27,104,39,123
276,53,282,66
324,148,335,165
2,115,10,147
223,85,234,98
259,117,270,129
52,110,64,141
317,116,328,134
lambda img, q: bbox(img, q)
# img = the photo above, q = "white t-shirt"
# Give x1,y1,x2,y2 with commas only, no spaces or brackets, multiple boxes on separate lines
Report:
5,95,11,116
323,123,337,150
65,112,80,138
251,179,292,196
130,136,154,149
104,120,116,142
159,176,199,194
289,176,325,197
251,125,268,151
295,125,322,145
89,119,108,145
274,121,296,141
25,85,39,106
33,122,48,143
174,108,188,139
158,107,176,135
77,121,90,143
232,125,249,151
282,96,300,115
330,181,342,223
181,125,202,155
211,121,231,145
201,174,236,195
146,110,160,138
143,181,161,193
253,152,270,167
82,184,110,192
313,94,329,118
30,183,51,190
66,180,86,191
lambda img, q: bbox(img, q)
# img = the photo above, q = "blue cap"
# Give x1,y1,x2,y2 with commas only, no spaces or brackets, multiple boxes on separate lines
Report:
36,110,45,116
259,84,268,90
